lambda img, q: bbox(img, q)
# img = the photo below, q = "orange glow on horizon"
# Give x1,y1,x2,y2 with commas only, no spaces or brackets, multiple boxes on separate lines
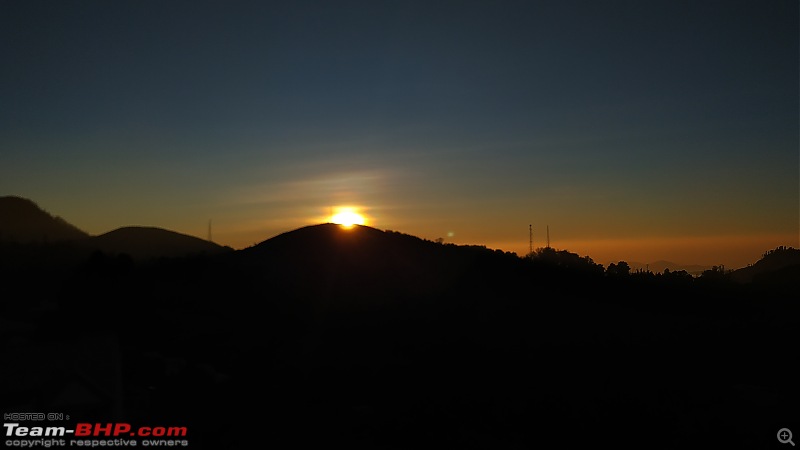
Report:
481,232,797,270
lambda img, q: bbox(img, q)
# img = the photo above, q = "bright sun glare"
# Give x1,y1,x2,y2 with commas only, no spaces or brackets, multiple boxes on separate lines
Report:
331,209,366,228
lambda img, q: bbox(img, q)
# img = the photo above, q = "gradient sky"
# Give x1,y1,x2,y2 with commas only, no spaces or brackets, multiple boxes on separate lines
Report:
2,0,797,269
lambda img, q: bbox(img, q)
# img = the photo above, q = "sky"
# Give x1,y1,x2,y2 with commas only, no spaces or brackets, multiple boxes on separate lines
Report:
1,0,797,269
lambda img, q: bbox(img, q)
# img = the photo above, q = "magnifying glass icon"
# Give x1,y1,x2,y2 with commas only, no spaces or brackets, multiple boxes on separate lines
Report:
778,428,795,446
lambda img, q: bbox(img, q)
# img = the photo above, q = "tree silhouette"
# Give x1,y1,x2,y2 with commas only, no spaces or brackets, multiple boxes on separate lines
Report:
606,261,631,277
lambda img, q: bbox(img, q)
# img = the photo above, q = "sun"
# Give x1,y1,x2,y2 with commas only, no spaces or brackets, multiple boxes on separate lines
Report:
330,208,366,228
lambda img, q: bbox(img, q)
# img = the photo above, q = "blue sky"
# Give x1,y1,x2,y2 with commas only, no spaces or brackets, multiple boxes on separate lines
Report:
2,0,797,268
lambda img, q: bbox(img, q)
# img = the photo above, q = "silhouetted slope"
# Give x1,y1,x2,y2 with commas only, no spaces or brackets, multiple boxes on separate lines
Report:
236,223,523,305
4,219,798,450
0,195,89,242
84,226,232,260
150,224,797,449
729,246,800,283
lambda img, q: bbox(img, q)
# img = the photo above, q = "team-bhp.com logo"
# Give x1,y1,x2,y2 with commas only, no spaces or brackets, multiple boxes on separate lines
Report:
5,423,187,437
5,421,189,448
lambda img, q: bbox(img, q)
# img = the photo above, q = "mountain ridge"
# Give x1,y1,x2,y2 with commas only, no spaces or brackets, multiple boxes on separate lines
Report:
728,246,800,284
2,197,798,449
0,196,231,261
84,226,233,260
2,196,796,280
0,195,89,243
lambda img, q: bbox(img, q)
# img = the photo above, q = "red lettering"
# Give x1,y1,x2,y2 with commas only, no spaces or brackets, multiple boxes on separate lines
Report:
74,424,91,437
113,423,131,436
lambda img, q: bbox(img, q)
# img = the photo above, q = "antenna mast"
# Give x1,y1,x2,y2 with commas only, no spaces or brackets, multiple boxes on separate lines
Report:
208,219,212,242
546,225,550,249
529,224,533,254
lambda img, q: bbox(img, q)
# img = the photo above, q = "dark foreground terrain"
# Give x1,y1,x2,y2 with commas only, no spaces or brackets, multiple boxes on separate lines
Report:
2,224,799,449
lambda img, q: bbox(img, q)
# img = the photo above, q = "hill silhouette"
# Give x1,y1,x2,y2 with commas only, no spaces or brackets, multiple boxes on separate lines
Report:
82,226,233,261
0,195,89,243
0,196,232,263
2,201,798,449
236,223,522,306
728,246,800,284
132,222,796,448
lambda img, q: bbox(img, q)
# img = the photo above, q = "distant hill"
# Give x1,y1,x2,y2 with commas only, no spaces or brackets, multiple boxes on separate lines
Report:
728,246,800,284
0,196,232,261
83,226,232,261
0,196,89,243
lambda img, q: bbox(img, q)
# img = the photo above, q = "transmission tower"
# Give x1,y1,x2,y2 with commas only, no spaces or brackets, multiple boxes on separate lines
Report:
546,225,550,249
529,224,533,254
